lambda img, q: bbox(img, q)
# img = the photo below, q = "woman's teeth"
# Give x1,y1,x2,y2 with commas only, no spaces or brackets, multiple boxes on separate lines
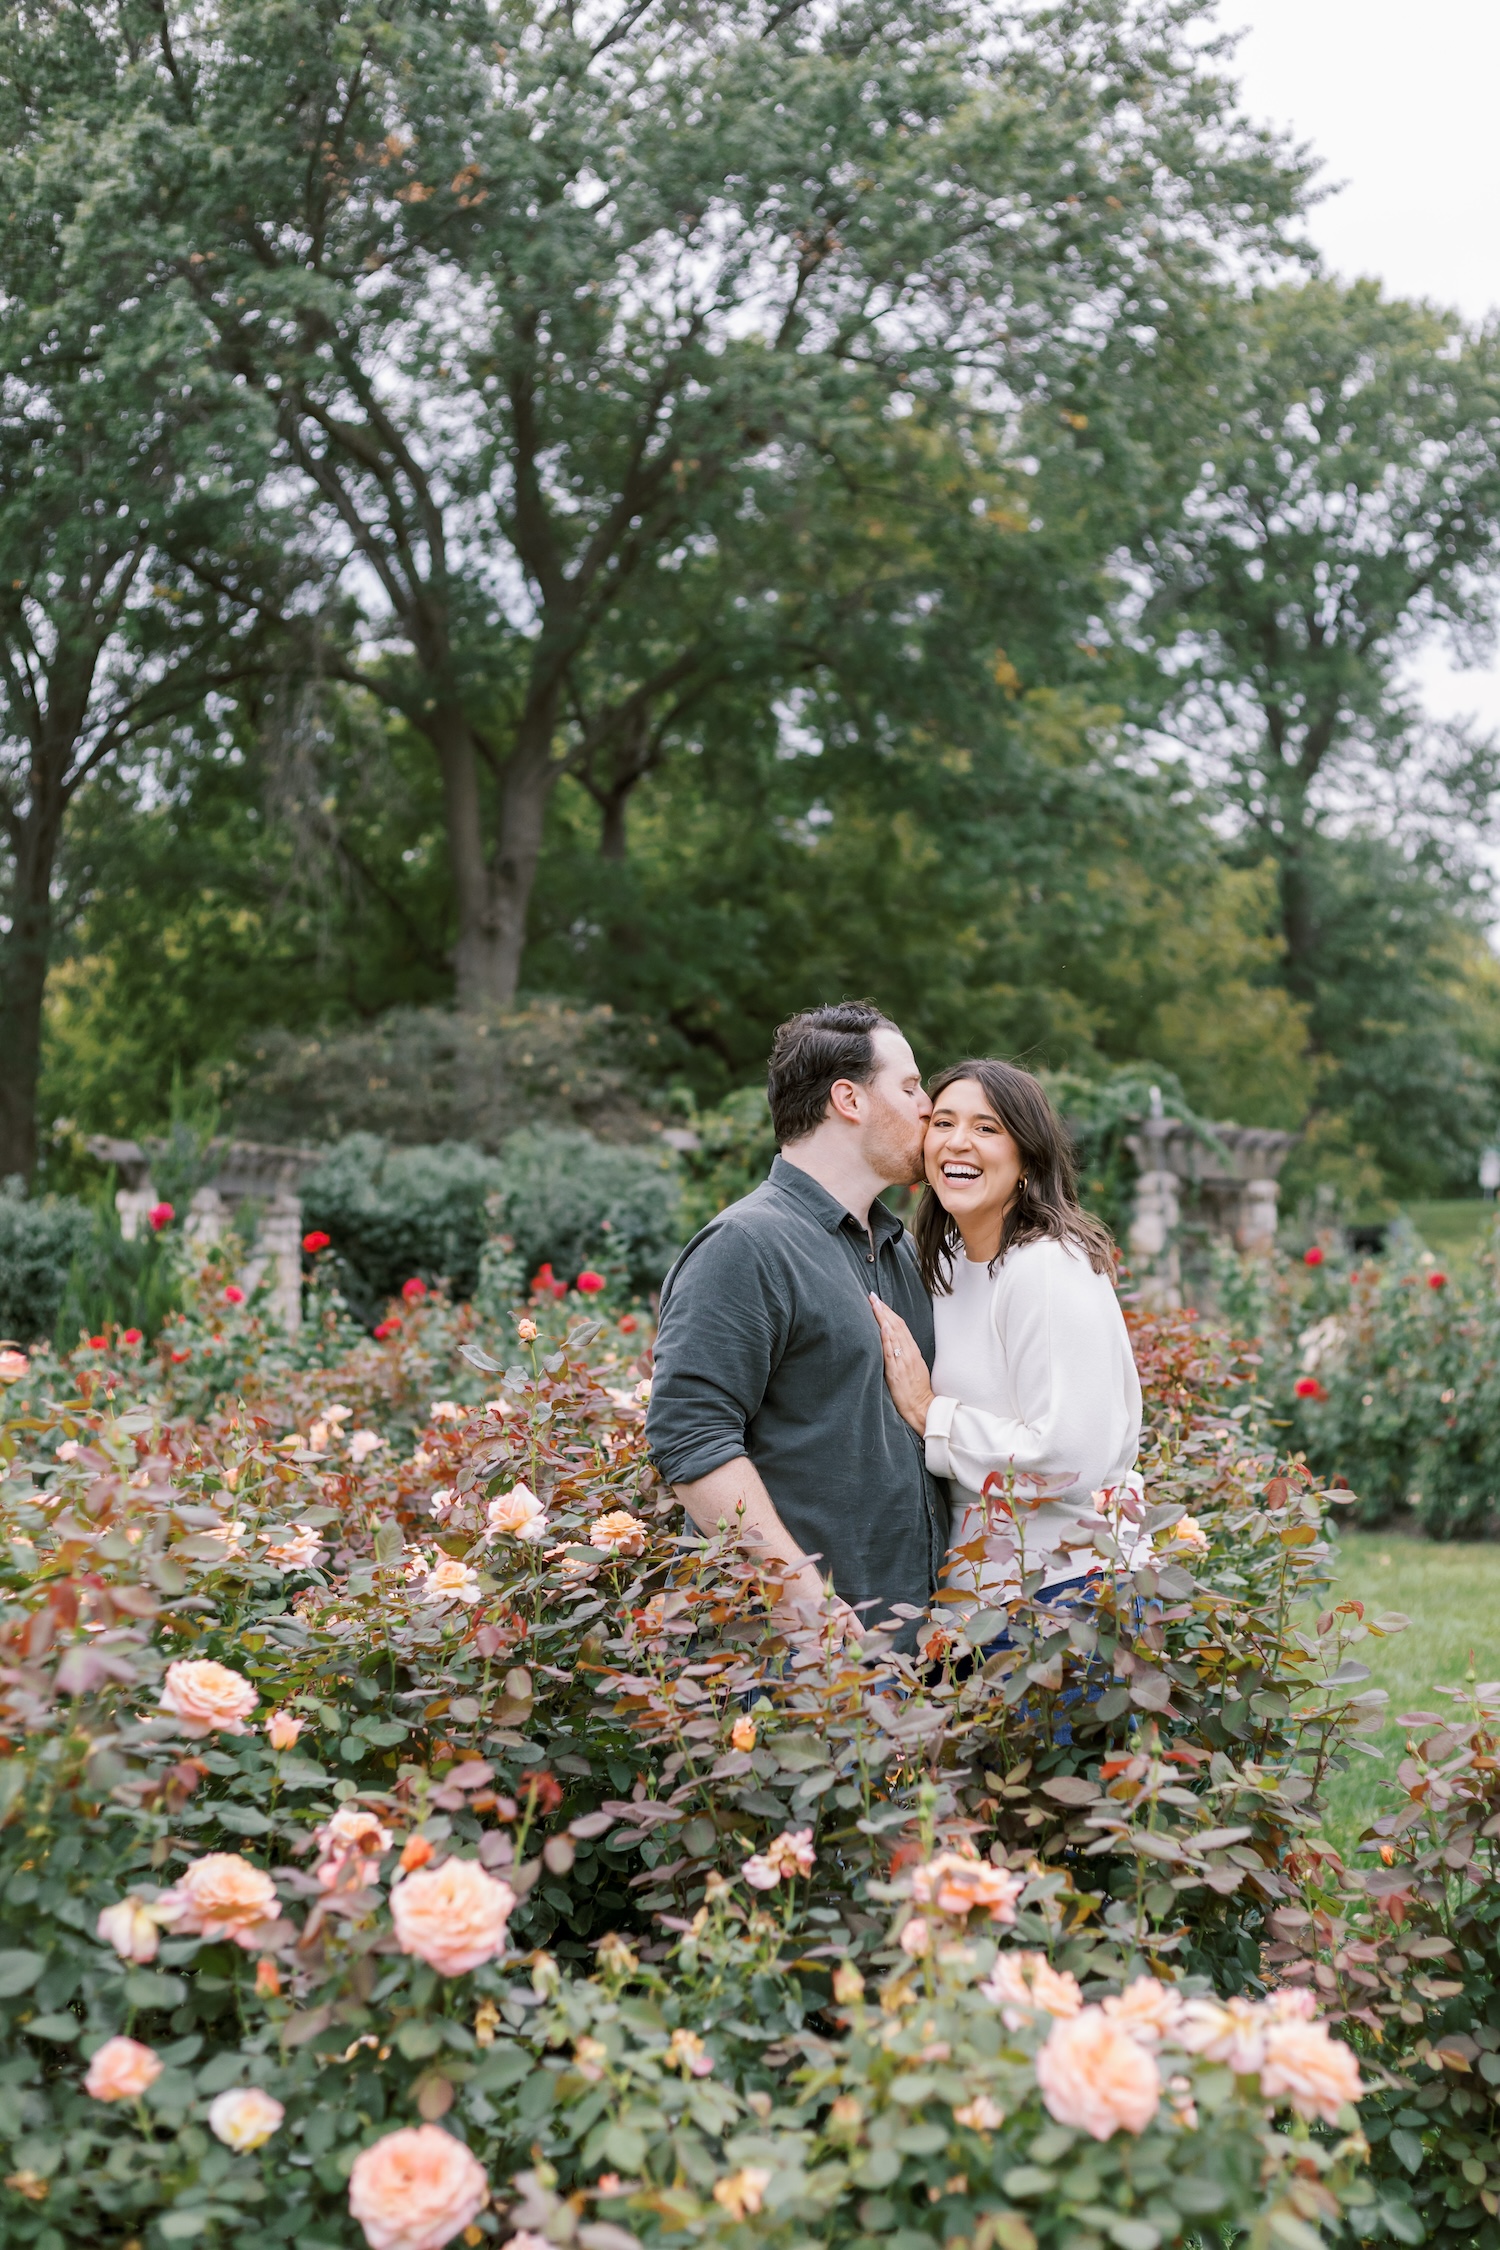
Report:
942,1164,981,1181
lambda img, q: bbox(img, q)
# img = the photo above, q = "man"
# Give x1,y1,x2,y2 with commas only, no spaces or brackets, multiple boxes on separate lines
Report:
646,1000,945,1644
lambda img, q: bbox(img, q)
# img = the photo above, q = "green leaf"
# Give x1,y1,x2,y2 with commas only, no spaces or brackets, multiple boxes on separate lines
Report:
0,1949,45,1996
275,1756,332,1790
125,1971,188,2009
1376,2199,1426,2246
850,2149,901,2189
1107,2222,1160,2250
395,2021,445,2059
213,1803,273,1835
602,2123,646,2171
25,2013,79,2042
1002,2169,1057,2199
1389,2129,1425,2175
159,2213,209,2239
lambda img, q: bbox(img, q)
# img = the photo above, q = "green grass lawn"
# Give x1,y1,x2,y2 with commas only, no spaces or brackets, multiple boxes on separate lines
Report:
1313,1530,1500,1851
1403,1197,1496,1270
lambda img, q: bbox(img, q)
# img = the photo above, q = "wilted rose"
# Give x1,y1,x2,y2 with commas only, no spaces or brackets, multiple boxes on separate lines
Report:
712,2168,771,2220
316,1805,393,1890
666,2027,713,2077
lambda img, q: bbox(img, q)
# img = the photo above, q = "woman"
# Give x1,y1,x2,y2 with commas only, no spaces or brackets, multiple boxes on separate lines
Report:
869,1058,1145,1608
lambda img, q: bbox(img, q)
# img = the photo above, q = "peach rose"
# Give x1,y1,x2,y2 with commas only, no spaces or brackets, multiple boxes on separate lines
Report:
208,2085,285,2150
1036,2007,1161,2140
590,1509,646,1556
1176,1995,1268,2074
712,2167,771,2220
900,1916,931,1958
263,1523,324,1568
731,1716,757,1752
348,2125,489,2250
911,1850,1024,1923
980,1950,1083,2029
0,1348,29,1382
486,1482,548,1542
954,2092,1005,2131
1102,1976,1185,2045
158,1658,258,1737
1259,2018,1364,2124
96,1896,168,1965
164,1852,278,1948
666,2027,713,2077
1166,1513,1209,1552
349,1429,385,1464
420,1556,482,1606
743,1826,814,1889
84,2035,162,2102
390,1857,515,1975
266,1710,304,1751
315,1805,394,1891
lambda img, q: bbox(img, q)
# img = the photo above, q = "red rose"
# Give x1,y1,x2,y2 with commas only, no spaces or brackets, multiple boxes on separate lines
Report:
401,1277,428,1303
148,1202,175,1231
1428,1271,1447,1290
519,1770,564,1815
89,1336,107,1351
171,1349,191,1364
302,1230,331,1255
1294,1375,1326,1400
618,1315,638,1334
1303,1246,1324,1267
576,1270,606,1295
223,1285,245,1306
374,1317,401,1340
122,1328,143,1347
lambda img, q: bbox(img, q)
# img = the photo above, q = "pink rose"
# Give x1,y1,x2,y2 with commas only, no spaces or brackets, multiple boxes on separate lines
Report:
486,1483,548,1542
391,1858,515,1975
84,2035,162,2102
209,2085,285,2150
0,1349,29,1384
263,1524,324,1569
348,2125,489,2250
911,1850,1024,1923
266,1710,304,1751
316,1805,394,1891
1102,1977,1185,2045
1176,1995,1269,2074
1259,2018,1364,2125
158,1658,258,1737
420,1556,482,1606
1036,2007,1161,2140
980,1950,1083,2028
164,1852,279,1948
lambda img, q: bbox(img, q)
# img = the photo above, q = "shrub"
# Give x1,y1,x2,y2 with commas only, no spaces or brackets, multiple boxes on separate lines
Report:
0,1184,94,1346
228,1000,657,1149
0,1297,1389,2248
1252,1228,1500,1535
302,1130,684,1328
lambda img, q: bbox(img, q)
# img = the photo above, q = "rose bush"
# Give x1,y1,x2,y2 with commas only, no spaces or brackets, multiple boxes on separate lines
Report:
0,1292,1398,2247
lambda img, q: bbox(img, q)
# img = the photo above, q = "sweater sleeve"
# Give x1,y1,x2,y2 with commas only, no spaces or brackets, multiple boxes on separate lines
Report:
924,1243,1130,1500
645,1223,785,1487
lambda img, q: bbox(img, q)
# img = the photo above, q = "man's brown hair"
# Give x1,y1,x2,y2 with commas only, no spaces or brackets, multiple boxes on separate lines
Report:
766,1001,896,1145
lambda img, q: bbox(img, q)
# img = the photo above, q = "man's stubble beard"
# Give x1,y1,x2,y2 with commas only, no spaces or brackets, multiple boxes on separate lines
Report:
866,1096,928,1189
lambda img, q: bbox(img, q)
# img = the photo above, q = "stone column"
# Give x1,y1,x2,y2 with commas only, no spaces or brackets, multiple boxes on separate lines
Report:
1125,1087,1182,1310
115,1186,156,1242
1236,1176,1280,1256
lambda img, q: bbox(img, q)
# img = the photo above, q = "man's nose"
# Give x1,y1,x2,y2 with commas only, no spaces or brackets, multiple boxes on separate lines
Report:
916,1090,933,1119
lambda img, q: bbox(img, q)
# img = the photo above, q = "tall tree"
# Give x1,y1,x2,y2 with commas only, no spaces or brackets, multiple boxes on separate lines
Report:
65,0,1306,1009
0,8,295,1181
1140,278,1500,997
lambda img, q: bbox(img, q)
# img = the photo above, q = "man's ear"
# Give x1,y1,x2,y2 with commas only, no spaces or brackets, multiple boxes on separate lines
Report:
826,1076,865,1126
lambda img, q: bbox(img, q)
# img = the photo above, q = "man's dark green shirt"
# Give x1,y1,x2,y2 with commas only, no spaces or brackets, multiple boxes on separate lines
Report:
646,1155,947,1637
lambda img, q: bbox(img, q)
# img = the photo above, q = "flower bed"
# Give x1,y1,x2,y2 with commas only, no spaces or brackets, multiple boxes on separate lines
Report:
0,1295,1419,2248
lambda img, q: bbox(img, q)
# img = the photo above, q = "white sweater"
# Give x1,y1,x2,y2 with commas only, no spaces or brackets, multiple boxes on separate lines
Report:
925,1234,1145,1597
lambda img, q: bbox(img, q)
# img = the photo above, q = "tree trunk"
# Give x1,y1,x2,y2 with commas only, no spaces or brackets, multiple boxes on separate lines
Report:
0,778,65,1186
599,787,629,862
428,699,557,1011
1276,828,1319,1006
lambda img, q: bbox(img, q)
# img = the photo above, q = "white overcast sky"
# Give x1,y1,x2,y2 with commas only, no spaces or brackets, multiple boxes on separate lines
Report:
1224,0,1500,732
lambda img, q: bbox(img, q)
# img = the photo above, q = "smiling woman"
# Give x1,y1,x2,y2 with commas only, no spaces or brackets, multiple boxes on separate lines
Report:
871,1059,1146,1606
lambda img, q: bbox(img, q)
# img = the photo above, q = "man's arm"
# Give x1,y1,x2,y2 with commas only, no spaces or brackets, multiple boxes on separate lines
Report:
675,1455,851,1625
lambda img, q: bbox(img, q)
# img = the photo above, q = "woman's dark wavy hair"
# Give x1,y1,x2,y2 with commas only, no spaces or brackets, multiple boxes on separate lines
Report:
913,1058,1116,1293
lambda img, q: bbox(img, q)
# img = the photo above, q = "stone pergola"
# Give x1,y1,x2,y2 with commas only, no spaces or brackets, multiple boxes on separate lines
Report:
1122,1089,1297,1309
86,1136,321,1332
